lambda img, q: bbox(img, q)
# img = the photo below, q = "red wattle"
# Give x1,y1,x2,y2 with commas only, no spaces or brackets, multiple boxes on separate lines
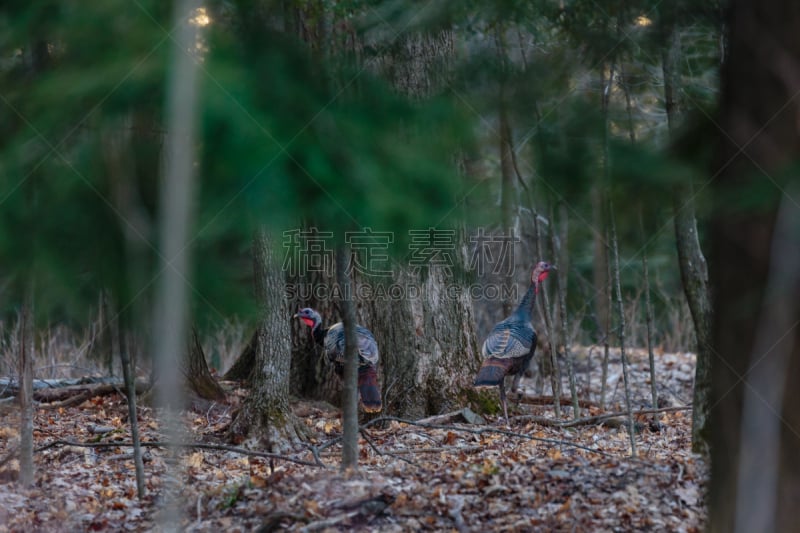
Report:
301,317,315,327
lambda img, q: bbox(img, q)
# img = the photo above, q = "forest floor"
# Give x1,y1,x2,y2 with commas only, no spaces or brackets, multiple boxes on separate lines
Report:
0,347,705,532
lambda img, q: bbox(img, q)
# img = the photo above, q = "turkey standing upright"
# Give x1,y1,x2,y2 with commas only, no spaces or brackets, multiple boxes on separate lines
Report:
294,307,382,413
474,261,555,423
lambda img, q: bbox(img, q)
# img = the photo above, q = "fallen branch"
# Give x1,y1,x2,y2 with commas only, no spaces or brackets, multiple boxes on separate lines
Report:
512,405,692,428
516,394,598,409
33,439,325,468
0,376,122,397
34,381,149,407
355,416,671,469
389,445,483,456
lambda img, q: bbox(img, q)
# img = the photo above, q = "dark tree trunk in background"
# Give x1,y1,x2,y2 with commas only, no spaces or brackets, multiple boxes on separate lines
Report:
710,1,800,531
379,32,454,100
498,26,515,318
673,186,713,453
499,103,516,318
593,58,614,344
118,320,145,499
591,188,609,338
182,328,226,401
102,112,159,380
229,231,303,451
90,291,115,375
18,293,34,487
660,7,713,454
337,246,359,469
223,329,256,381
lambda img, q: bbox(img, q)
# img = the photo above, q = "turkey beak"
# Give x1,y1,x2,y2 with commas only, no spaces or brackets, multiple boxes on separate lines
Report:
549,265,557,271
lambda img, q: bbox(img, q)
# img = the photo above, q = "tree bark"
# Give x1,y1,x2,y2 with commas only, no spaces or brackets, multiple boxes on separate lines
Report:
660,7,713,455
710,1,800,531
550,206,579,418
640,211,659,418
182,328,226,401
499,103,516,318
610,204,636,457
90,291,115,375
674,183,713,455
364,234,480,418
592,59,614,344
229,231,302,452
498,26,516,318
337,246,359,469
600,228,612,411
118,323,145,499
18,293,34,487
534,210,561,417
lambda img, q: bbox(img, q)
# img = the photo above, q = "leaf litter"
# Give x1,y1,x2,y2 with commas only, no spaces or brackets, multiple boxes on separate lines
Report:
0,348,705,531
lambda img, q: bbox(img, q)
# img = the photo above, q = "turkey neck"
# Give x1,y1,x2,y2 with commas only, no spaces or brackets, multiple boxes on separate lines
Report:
513,280,540,321
312,325,328,346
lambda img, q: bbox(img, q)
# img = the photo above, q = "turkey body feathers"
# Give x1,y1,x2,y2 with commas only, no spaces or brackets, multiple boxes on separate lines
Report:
475,352,535,384
473,261,553,424
358,365,382,413
481,319,536,359
322,322,379,367
297,307,383,413
316,320,382,413
475,282,539,387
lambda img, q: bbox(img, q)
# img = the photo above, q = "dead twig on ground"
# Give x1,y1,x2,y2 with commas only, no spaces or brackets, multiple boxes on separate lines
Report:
33,439,324,468
512,405,691,427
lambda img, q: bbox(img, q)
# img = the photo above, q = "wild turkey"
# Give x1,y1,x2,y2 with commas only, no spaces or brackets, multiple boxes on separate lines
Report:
294,307,382,413
474,261,555,423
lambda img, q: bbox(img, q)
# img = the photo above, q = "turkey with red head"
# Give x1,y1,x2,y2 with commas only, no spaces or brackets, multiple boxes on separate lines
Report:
474,261,555,424
295,308,382,413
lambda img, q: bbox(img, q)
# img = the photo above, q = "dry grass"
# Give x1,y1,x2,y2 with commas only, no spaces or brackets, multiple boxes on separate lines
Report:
0,311,252,383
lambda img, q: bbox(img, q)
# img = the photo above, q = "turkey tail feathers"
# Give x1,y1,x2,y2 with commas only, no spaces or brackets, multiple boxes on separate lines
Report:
358,365,382,413
473,358,512,388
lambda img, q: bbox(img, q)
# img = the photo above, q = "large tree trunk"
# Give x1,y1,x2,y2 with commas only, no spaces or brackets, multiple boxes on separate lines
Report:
660,9,713,455
710,1,800,531
229,231,303,451
364,234,481,418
